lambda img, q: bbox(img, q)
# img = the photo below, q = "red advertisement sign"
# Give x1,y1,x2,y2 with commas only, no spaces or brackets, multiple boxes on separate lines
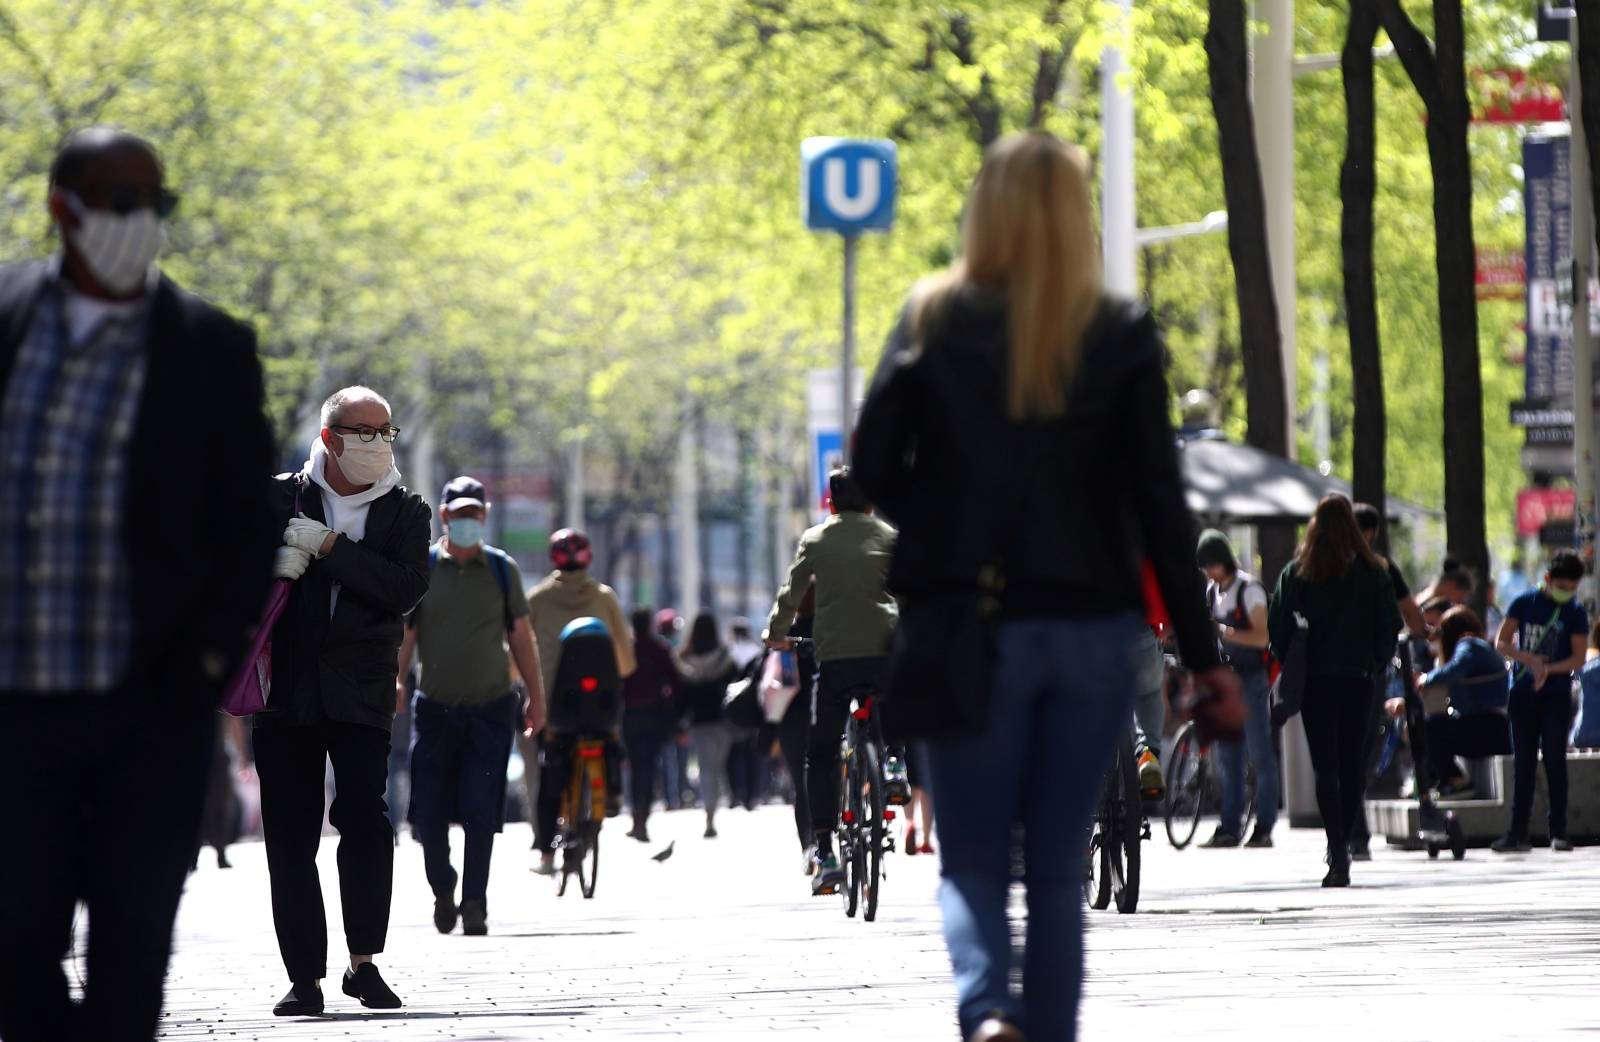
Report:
1472,69,1564,125
1517,487,1576,536
1476,247,1525,300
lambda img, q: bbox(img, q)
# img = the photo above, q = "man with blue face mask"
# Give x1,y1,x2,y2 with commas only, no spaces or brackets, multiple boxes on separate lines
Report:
0,128,278,1041
396,476,544,938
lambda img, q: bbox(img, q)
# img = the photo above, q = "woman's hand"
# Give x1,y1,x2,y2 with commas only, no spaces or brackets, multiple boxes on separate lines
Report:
1384,696,1407,720
1187,666,1245,743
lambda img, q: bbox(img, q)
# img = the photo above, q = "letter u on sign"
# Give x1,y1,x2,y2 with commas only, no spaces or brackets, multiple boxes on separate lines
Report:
824,158,881,221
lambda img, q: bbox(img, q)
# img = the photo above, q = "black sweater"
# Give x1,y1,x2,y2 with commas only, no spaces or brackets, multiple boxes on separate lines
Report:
854,290,1219,671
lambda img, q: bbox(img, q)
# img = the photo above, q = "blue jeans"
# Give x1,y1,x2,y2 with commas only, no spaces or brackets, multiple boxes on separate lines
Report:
1130,627,1165,754
409,692,517,903
1216,668,1279,836
927,615,1142,1042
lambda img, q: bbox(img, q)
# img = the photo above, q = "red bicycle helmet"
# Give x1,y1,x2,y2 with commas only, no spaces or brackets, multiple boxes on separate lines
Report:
549,528,593,571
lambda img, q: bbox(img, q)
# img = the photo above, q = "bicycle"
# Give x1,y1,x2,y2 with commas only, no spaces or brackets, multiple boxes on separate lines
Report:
1163,718,1256,849
1086,733,1143,913
554,736,607,899
834,693,899,922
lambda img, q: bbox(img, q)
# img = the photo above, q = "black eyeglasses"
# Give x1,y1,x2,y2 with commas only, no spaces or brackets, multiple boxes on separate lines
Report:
70,184,181,219
331,424,400,443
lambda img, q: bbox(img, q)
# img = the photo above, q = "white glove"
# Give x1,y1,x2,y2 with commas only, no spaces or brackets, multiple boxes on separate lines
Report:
284,516,334,557
274,545,313,580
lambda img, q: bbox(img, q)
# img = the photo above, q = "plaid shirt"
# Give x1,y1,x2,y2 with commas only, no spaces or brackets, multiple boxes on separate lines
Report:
0,267,150,692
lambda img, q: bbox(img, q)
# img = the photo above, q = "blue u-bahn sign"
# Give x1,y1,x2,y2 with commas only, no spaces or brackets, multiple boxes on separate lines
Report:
801,138,898,234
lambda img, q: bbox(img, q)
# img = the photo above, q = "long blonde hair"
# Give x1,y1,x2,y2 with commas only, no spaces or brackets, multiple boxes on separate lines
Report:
913,132,1103,419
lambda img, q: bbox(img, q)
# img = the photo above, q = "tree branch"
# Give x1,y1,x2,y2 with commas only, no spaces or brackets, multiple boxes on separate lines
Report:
1374,0,1441,111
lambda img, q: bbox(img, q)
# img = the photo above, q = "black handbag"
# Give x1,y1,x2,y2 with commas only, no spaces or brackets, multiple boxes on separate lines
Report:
1269,575,1309,726
721,653,767,731
879,587,1000,742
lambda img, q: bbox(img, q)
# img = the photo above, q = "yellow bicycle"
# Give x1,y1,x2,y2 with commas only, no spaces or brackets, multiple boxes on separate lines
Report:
556,737,607,899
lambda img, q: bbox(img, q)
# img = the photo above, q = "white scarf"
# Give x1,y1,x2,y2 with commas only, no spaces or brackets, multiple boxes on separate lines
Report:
302,435,403,615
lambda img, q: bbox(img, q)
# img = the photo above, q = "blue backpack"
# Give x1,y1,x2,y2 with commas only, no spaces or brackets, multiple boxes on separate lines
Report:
427,543,518,633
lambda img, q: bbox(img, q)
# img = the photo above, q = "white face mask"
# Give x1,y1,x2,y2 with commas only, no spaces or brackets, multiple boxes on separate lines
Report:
63,192,163,295
332,433,393,485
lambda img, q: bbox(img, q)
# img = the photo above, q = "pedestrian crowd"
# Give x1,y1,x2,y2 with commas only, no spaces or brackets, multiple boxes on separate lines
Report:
0,125,1590,1042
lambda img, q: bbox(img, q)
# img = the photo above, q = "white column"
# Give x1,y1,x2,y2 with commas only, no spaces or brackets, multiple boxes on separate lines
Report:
674,404,701,622
409,358,438,538
1253,0,1297,454
1101,0,1137,298
565,433,586,532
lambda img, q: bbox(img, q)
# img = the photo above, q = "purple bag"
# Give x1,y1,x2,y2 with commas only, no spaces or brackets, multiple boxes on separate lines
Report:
222,480,303,717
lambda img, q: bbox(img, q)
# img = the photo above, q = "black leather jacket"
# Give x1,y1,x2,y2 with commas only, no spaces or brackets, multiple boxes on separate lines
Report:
257,473,432,731
854,290,1219,671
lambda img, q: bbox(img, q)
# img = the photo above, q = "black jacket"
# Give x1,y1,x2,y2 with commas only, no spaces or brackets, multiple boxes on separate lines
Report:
258,473,431,731
0,262,277,706
854,290,1219,671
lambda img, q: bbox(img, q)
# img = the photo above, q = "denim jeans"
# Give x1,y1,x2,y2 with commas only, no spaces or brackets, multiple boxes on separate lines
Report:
927,615,1142,1042
1509,688,1572,839
1216,668,1279,836
1130,627,1165,754
409,693,516,903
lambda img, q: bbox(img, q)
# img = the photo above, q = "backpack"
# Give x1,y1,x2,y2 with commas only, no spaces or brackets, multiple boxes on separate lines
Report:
1207,576,1274,673
427,543,518,634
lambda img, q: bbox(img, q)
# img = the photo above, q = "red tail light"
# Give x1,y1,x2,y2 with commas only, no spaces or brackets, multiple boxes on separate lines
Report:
851,706,871,721
578,744,605,759
884,810,896,821
841,810,856,824
580,677,599,693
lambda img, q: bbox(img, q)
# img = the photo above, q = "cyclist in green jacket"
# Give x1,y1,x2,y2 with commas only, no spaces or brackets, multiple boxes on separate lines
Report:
765,467,901,895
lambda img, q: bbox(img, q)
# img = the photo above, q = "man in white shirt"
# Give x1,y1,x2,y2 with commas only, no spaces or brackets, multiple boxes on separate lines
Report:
1196,530,1279,849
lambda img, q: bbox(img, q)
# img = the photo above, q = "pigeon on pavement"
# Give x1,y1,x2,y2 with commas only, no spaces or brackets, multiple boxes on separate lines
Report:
651,841,675,863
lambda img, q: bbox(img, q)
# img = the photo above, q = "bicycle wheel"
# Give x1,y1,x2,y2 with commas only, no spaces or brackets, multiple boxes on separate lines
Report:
1113,737,1141,914
1089,775,1113,911
579,821,600,899
839,736,860,918
862,740,885,923
1164,722,1205,849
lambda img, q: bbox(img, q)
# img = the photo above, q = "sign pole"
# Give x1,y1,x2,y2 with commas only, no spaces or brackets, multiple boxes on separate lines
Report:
840,234,858,464
1572,14,1597,606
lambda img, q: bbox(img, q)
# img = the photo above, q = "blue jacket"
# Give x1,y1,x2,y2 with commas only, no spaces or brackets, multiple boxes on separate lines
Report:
1575,658,1600,747
1422,637,1508,716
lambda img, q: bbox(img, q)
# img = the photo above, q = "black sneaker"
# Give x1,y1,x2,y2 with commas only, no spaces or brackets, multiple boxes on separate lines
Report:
433,891,458,934
1322,862,1351,888
1200,829,1241,849
1491,834,1532,853
273,980,323,1017
460,899,488,936
1348,842,1372,862
341,963,402,1010
1244,826,1274,849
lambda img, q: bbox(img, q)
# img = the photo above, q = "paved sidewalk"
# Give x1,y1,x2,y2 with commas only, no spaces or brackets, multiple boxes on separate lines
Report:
148,806,1600,1040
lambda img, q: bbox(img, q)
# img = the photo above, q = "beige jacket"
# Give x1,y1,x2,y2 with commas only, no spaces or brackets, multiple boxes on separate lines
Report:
526,570,636,696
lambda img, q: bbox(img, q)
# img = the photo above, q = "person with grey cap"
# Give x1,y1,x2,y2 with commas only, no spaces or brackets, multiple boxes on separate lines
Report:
1196,530,1280,849
397,476,545,937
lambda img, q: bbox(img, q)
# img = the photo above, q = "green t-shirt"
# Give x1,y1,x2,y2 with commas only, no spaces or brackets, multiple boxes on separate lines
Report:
409,544,529,707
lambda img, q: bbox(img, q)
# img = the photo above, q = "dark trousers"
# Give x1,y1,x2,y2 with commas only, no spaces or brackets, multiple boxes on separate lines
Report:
1426,711,1511,786
623,708,673,832
776,682,813,848
808,657,884,843
0,693,214,1042
1300,674,1374,860
1509,689,1571,839
1347,674,1389,847
255,720,393,982
409,693,515,904
727,731,760,808
534,732,561,854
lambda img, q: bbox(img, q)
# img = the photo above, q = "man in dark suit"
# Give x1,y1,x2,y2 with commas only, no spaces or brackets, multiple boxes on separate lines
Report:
0,128,278,1042
254,384,430,1016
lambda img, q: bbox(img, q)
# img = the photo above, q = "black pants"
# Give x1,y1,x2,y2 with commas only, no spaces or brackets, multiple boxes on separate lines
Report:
254,720,393,982
1347,673,1389,847
1300,674,1374,860
776,681,813,849
622,708,673,833
1509,689,1571,839
0,693,214,1042
727,731,761,808
808,657,884,845
1426,711,1511,786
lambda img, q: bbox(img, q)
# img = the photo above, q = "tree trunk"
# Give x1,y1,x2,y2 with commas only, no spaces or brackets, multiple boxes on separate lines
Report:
1379,0,1488,611
1341,0,1388,549
1206,0,1294,582
1205,0,1289,461
1578,5,1600,294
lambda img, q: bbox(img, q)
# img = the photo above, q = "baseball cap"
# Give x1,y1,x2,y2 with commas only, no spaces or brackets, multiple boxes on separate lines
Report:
440,475,487,512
